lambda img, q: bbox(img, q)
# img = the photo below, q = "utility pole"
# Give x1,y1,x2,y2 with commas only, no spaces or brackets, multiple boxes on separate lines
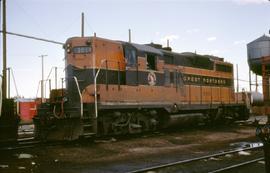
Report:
7,67,10,98
39,55,47,102
2,0,7,99
55,67,57,89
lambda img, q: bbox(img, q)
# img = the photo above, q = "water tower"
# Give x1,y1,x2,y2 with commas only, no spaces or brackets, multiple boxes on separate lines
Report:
247,34,270,114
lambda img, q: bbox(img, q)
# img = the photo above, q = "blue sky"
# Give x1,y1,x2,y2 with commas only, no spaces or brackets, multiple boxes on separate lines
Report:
1,0,270,97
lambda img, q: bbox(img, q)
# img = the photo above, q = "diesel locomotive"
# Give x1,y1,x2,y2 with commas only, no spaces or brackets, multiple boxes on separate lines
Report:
34,36,249,141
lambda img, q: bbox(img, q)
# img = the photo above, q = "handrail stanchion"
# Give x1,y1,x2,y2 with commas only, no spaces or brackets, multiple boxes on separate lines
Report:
118,61,120,90
61,78,64,96
136,63,139,85
49,79,51,95
94,59,106,133
105,60,108,90
73,76,83,118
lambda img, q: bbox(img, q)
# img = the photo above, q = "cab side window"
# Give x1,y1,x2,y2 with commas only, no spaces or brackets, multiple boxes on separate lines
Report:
146,54,156,70
125,47,137,67
216,64,232,73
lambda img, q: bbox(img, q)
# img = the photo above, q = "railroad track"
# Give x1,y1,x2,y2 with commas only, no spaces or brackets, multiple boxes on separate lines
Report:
1,123,83,150
128,144,264,173
0,134,101,150
0,138,67,151
0,132,152,151
0,119,259,151
208,157,264,173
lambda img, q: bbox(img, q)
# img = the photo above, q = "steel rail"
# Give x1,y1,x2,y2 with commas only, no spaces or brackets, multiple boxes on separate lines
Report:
0,139,41,150
208,157,264,173
127,145,263,173
0,138,80,151
0,131,96,151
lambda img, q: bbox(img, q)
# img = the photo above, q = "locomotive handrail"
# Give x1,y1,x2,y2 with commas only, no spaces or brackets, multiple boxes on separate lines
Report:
94,59,107,119
73,76,83,118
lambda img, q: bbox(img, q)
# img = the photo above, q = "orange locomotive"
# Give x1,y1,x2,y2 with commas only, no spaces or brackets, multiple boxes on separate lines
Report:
34,36,249,141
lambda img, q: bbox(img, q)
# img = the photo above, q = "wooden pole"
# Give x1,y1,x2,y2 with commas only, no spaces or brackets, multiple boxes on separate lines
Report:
2,0,7,99
55,67,57,89
7,67,10,98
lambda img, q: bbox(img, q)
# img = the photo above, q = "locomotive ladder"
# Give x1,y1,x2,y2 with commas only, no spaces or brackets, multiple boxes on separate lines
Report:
82,114,95,136
73,76,96,136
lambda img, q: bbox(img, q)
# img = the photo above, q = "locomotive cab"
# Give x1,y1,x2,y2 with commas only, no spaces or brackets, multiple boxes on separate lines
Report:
123,42,164,86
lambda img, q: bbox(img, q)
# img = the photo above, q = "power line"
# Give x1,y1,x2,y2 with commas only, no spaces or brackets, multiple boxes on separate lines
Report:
84,14,95,34
36,80,41,98
0,31,64,45
52,14,80,38
13,0,49,38
10,68,19,97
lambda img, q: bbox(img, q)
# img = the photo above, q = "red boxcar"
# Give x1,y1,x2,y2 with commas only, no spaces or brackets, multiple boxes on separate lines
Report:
19,100,37,122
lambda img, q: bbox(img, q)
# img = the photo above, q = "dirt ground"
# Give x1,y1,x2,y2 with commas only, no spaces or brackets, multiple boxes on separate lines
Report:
0,116,266,173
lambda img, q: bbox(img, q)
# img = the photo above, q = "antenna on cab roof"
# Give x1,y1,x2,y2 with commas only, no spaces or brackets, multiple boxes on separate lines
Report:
81,12,84,37
129,29,131,43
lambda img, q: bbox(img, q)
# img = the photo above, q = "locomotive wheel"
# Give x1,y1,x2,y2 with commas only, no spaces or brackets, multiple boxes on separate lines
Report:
138,113,150,130
103,111,157,135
